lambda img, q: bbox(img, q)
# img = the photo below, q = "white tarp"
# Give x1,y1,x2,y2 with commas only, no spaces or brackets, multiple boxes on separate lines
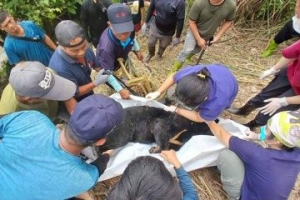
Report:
83,94,249,182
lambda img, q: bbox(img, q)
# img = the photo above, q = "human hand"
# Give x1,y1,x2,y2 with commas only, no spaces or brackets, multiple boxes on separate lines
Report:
242,129,260,140
259,67,278,80
211,36,219,44
160,150,182,169
196,37,206,49
145,91,161,100
164,105,177,113
170,37,180,49
141,23,147,36
93,69,109,86
119,89,131,99
260,97,288,116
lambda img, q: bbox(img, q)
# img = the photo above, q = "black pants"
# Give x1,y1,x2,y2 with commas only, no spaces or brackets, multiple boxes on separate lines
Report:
246,68,300,125
274,19,300,44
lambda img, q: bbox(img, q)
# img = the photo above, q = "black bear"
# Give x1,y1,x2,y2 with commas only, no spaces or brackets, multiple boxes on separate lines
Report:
95,106,215,155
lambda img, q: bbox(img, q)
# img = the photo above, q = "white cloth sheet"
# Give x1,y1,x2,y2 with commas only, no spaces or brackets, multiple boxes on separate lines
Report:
83,94,250,181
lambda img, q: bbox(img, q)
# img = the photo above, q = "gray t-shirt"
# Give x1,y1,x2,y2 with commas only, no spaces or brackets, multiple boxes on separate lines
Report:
189,0,236,40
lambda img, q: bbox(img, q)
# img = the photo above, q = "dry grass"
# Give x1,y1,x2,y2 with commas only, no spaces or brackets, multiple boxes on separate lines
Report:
92,23,300,199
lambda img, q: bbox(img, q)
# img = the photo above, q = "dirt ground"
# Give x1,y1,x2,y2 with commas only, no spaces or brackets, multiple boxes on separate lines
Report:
91,24,300,199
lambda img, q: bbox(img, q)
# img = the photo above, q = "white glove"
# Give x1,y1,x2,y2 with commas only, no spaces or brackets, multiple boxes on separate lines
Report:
243,129,260,141
164,105,177,113
145,91,161,100
260,97,288,116
141,23,147,36
293,16,300,34
170,37,180,49
259,67,278,80
93,69,109,86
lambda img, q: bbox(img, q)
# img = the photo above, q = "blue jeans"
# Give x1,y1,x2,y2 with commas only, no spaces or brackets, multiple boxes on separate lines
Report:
177,28,202,62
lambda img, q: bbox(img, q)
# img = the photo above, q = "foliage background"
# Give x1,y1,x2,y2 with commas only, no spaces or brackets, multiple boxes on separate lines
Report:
0,0,297,32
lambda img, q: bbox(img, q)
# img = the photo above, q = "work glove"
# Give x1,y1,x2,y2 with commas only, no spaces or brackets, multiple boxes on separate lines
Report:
93,69,109,86
260,97,288,116
145,91,161,100
259,67,278,80
164,105,177,113
170,37,180,49
141,23,147,36
242,128,260,141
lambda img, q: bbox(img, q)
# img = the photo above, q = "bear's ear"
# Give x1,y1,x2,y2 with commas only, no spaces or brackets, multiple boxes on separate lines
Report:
95,138,107,146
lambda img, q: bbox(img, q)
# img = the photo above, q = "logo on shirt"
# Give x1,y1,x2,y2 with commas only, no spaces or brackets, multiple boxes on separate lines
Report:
39,70,52,89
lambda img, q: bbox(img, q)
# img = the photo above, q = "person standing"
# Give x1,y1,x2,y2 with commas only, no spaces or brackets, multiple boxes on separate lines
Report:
261,0,300,58
141,0,185,63
0,10,56,66
120,0,145,33
170,0,236,73
80,0,112,48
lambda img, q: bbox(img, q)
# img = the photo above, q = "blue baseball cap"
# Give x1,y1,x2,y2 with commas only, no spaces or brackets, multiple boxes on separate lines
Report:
107,3,133,34
69,94,124,143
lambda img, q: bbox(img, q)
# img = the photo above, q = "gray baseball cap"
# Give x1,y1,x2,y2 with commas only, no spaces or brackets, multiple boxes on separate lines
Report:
55,20,85,47
107,3,133,34
9,61,76,101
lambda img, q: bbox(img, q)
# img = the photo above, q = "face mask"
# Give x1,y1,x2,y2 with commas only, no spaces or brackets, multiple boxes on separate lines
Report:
293,16,300,34
120,37,131,48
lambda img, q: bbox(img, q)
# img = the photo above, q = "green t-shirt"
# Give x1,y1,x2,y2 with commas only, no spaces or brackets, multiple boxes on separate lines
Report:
189,0,236,40
0,84,58,119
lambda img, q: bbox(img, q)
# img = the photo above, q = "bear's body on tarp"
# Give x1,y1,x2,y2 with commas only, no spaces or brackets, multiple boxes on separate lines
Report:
95,106,215,155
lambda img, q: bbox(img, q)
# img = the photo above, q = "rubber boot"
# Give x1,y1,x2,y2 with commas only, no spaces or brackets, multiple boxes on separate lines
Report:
169,60,183,74
226,104,257,116
243,120,261,131
157,47,166,59
144,46,155,63
185,52,196,63
261,39,278,58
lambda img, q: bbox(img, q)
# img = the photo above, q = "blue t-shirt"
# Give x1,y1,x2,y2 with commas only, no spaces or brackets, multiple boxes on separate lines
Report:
0,111,99,200
49,47,99,102
96,28,135,71
4,20,53,66
229,137,300,200
174,64,238,121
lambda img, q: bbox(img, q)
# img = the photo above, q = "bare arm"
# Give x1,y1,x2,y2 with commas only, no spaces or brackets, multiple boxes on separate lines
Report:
286,95,300,105
43,35,57,51
273,57,297,71
175,107,205,123
296,0,300,17
76,83,96,98
212,21,233,43
189,19,206,49
64,97,77,115
157,74,175,93
207,121,232,147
